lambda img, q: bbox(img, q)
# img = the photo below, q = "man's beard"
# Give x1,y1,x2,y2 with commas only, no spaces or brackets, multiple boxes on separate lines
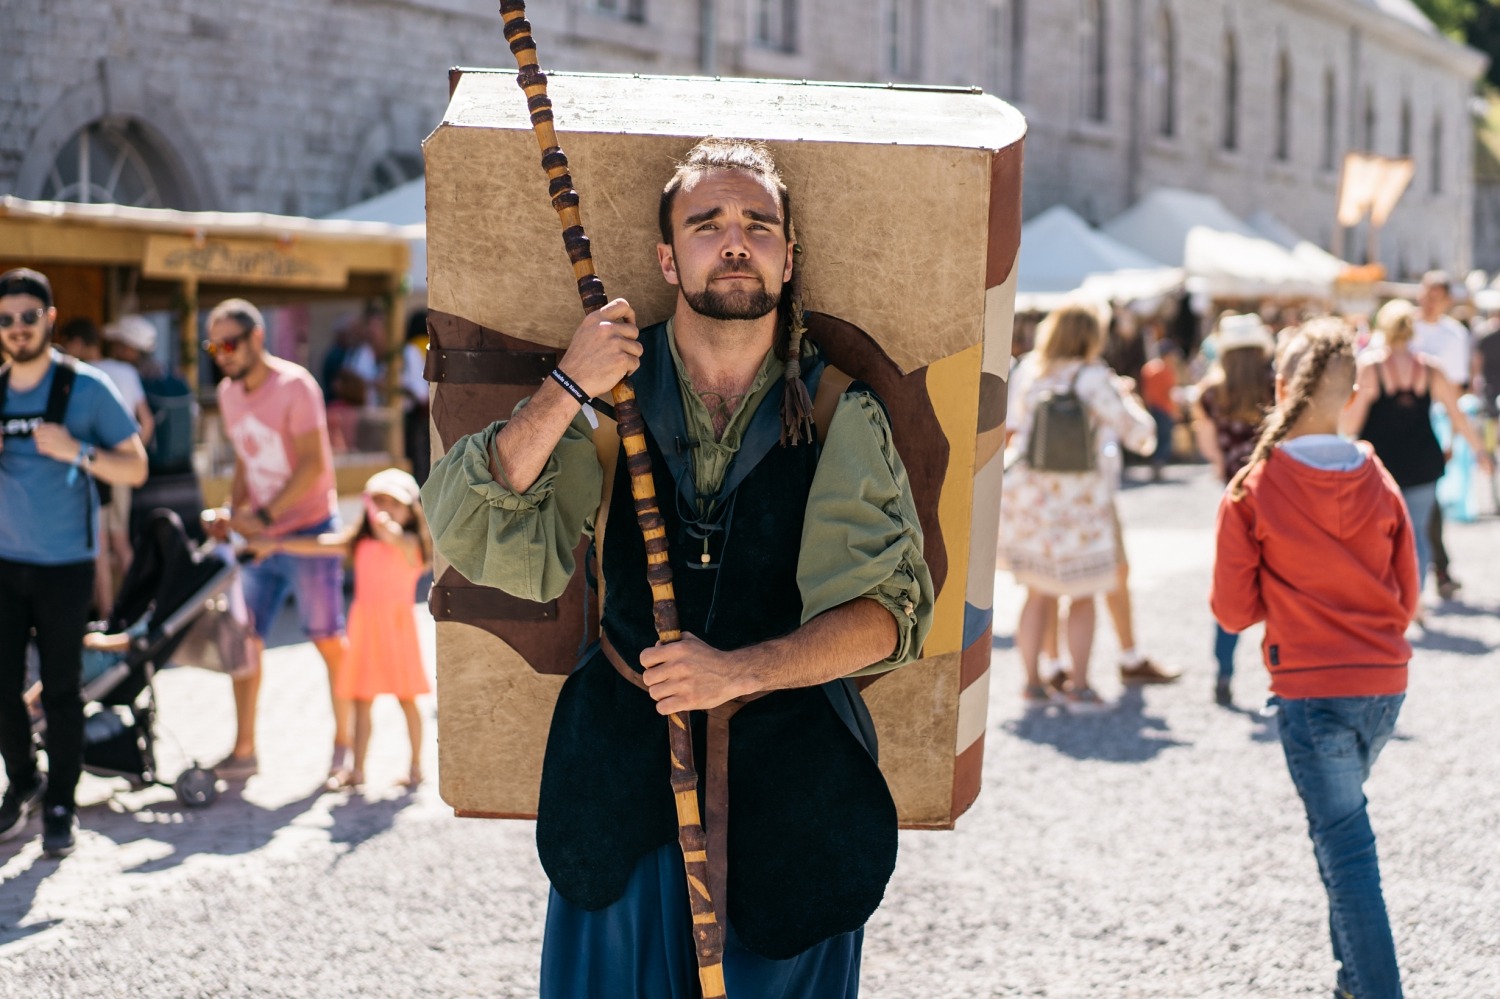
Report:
683,266,780,322
4,331,49,364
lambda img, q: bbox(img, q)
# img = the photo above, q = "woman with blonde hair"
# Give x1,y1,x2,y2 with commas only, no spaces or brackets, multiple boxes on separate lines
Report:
1341,300,1492,606
1191,313,1277,706
1000,300,1157,713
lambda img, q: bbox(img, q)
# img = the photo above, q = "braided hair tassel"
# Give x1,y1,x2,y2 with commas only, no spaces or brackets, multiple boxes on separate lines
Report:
780,237,815,446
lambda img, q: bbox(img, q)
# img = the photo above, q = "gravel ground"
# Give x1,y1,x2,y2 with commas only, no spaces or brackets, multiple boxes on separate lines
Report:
1,463,1497,998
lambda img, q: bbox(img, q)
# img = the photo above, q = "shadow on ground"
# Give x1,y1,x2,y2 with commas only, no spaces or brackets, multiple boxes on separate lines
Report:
1002,686,1191,762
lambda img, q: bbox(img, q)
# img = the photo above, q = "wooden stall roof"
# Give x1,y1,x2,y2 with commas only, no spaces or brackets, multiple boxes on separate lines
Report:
0,196,413,281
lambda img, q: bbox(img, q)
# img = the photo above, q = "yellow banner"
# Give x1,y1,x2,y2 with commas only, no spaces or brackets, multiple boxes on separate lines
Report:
143,235,347,288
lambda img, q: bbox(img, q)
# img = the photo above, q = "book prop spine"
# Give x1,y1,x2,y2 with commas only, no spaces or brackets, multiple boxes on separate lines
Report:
498,4,728,996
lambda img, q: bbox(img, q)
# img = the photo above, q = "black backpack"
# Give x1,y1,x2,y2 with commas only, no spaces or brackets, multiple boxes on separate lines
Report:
141,373,195,475
1025,365,1096,473
0,353,79,440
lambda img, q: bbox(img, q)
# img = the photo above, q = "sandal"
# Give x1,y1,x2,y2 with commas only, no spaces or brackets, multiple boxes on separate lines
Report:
1022,683,1055,707
1064,686,1111,715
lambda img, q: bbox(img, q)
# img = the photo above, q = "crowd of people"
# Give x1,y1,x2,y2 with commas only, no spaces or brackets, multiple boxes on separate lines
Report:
998,271,1496,998
0,268,434,862
3,223,1498,997
1003,271,1497,712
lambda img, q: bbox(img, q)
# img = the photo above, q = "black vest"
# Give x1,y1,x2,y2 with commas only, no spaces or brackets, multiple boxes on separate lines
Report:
535,323,898,960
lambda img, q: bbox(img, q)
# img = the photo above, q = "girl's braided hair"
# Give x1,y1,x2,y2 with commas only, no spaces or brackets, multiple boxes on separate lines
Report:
1227,317,1354,500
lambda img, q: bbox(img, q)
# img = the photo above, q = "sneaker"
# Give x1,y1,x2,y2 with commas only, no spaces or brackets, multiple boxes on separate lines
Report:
0,775,46,842
212,753,258,781
1064,686,1111,715
1119,657,1181,685
41,805,77,858
1214,678,1233,707
1436,577,1461,600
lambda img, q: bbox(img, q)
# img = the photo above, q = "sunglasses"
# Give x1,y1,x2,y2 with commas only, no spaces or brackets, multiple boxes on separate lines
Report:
201,328,253,357
0,308,47,329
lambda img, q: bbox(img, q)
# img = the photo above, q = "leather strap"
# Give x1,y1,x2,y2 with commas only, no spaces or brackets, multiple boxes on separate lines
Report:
812,364,853,446
599,631,760,932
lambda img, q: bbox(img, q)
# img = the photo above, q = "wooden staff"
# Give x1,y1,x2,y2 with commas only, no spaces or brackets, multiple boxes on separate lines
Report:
497,4,728,996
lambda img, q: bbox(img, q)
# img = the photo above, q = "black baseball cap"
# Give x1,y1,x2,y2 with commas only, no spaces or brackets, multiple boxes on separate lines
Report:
0,268,53,309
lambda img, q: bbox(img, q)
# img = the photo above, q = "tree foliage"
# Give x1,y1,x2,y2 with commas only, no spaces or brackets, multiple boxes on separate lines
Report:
1414,0,1500,88
1413,0,1477,38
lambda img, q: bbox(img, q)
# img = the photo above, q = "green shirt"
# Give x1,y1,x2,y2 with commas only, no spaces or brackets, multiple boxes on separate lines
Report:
422,324,934,672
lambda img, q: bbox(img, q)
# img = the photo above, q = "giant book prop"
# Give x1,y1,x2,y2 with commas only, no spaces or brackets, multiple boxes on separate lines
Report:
426,71,1024,829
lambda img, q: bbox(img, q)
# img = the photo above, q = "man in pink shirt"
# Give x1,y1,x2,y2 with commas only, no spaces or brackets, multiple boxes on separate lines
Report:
201,299,352,784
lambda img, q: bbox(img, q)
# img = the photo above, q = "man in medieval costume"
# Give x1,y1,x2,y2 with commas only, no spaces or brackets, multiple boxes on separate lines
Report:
423,138,933,997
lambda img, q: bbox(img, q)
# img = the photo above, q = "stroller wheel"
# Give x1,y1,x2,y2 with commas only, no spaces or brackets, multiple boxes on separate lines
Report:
175,767,219,808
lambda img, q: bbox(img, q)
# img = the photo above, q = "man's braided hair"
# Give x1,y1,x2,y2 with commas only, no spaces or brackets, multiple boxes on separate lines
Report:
1227,317,1354,501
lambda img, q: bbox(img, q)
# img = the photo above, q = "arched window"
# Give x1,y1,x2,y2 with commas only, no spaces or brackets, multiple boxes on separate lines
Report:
1431,115,1444,194
1153,7,1177,137
40,120,186,209
1222,31,1239,151
1363,88,1377,150
355,150,424,205
1322,69,1338,171
1275,50,1292,161
1081,0,1108,122
1399,99,1413,157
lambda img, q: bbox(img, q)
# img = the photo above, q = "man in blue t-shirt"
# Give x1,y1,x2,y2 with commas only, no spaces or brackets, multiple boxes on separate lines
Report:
0,268,147,859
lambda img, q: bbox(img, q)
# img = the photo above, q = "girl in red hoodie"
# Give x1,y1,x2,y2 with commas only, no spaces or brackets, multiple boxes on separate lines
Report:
1211,319,1417,999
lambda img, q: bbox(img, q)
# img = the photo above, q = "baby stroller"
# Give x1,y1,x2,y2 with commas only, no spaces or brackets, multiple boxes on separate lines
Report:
32,509,246,808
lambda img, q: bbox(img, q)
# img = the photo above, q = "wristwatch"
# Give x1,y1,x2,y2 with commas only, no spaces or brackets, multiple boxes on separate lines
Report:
255,507,274,527
76,444,97,469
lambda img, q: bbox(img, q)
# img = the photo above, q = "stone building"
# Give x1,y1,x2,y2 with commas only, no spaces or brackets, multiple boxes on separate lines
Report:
2,0,1485,275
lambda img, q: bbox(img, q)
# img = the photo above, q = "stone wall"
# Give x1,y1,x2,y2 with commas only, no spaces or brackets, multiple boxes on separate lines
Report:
0,0,1484,273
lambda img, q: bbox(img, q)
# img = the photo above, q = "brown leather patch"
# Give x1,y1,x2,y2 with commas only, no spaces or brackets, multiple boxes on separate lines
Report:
806,312,949,600
428,310,599,673
985,140,1025,289
977,371,1007,435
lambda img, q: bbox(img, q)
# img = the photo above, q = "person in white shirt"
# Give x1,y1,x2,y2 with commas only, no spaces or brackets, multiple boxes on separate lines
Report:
96,316,159,598
1411,272,1469,598
1413,272,1472,388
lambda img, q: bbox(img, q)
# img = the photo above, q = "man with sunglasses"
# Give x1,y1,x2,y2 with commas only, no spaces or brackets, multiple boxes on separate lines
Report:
0,267,148,858
199,299,352,786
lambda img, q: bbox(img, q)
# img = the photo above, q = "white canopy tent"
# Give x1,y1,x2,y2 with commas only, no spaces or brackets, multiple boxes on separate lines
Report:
325,177,427,292
1016,204,1182,312
1246,210,1349,287
1102,188,1333,299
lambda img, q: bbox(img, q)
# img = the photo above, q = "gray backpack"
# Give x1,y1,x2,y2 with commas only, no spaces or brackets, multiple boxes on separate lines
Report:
1025,366,1096,473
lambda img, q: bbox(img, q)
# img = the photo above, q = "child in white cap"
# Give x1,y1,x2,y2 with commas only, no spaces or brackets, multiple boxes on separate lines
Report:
251,468,431,788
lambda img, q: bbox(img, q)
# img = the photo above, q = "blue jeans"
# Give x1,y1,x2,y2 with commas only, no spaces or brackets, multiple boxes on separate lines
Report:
1149,407,1174,467
1213,623,1239,680
1397,482,1437,592
1275,694,1405,999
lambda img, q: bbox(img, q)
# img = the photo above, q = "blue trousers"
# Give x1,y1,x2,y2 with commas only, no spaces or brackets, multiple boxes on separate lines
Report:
540,842,863,999
1275,694,1405,999
1213,623,1239,680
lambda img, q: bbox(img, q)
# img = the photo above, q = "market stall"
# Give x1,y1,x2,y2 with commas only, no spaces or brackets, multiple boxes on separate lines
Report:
0,195,413,508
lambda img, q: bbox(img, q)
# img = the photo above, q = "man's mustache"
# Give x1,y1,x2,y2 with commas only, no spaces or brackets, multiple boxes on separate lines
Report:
710,263,762,282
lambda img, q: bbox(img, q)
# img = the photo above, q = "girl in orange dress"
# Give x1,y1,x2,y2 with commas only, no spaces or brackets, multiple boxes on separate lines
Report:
254,469,431,788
